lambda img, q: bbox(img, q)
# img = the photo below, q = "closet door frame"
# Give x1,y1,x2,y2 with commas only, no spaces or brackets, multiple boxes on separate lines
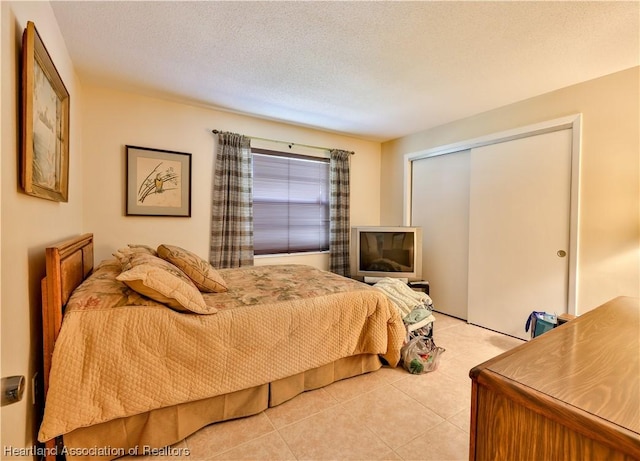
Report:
403,114,582,314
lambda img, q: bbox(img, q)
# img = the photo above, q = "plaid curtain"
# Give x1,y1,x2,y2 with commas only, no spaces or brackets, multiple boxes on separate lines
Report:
210,132,254,268
329,149,352,277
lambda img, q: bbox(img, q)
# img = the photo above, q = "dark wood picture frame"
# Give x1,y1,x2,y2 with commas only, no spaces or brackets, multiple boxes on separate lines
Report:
126,145,192,217
21,21,70,202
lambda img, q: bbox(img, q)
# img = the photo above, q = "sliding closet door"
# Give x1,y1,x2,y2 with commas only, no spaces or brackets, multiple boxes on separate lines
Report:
467,129,572,340
411,150,470,319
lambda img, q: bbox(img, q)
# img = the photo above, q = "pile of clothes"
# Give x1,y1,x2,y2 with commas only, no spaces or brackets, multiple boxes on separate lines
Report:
373,277,444,374
373,278,435,340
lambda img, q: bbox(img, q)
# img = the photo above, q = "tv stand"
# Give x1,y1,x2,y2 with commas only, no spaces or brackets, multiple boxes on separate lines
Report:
408,280,430,295
364,276,408,284
361,277,429,295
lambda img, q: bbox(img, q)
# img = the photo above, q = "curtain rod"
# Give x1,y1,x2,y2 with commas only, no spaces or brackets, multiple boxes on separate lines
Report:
211,129,354,155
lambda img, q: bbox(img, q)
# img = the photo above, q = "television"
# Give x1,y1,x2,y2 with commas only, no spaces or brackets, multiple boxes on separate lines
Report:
351,226,423,282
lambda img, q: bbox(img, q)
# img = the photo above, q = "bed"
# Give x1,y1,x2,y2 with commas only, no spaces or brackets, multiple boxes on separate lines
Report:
38,234,405,460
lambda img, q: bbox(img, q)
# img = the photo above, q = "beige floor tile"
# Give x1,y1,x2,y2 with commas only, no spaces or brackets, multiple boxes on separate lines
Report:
465,331,522,354
429,332,467,360
376,364,411,383
392,371,471,419
484,331,524,351
431,312,466,331
395,421,469,461
265,387,338,429
437,354,483,382
447,408,471,433
434,323,522,364
323,368,391,402
120,440,191,460
209,432,296,461
185,413,274,459
438,322,495,340
278,404,393,460
341,384,444,449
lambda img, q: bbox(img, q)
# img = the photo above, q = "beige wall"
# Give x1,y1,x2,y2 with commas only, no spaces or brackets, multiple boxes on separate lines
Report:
81,84,382,268
381,67,640,313
1,1,84,453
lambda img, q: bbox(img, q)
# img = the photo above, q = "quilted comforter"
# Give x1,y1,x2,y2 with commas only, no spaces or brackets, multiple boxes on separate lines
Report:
39,262,404,441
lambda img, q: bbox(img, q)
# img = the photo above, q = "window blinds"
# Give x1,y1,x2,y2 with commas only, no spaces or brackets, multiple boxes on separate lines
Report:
252,150,330,255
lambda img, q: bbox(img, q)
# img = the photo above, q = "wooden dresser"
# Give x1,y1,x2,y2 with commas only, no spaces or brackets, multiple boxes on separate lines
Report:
469,296,640,461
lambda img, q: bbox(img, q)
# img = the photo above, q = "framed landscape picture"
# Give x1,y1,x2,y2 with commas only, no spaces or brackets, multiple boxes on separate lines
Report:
126,145,192,217
21,21,70,202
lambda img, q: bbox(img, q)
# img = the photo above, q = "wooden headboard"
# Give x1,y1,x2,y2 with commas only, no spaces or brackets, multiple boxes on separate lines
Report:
41,233,94,458
41,233,94,397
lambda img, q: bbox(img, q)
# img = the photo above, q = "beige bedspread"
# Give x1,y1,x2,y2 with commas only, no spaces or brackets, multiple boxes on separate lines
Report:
39,262,404,442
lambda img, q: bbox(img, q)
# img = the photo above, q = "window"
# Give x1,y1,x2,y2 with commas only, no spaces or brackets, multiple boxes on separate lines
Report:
252,149,329,255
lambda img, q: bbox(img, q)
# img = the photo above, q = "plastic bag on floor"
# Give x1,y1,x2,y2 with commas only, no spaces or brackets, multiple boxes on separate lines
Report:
400,336,445,374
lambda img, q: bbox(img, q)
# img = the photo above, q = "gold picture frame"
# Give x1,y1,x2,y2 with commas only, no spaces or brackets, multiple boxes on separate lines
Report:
21,21,70,202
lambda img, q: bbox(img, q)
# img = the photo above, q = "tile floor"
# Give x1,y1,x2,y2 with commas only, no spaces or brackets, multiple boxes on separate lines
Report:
125,312,523,461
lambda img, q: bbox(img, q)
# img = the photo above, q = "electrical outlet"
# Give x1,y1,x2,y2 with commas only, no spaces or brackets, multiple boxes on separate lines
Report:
32,372,38,405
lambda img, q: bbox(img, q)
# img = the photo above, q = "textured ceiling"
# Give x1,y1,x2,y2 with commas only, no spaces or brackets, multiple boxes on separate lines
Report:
50,1,639,142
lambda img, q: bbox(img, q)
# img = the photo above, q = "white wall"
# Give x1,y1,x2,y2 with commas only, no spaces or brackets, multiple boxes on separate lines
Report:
81,84,383,268
1,1,84,454
381,67,640,313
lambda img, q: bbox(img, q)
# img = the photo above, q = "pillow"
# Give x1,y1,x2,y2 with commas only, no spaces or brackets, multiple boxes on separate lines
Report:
157,244,228,293
116,254,216,314
112,244,158,264
127,244,157,256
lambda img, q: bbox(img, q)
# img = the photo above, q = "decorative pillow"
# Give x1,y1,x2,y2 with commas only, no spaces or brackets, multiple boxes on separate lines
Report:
115,254,216,314
127,244,157,256
112,244,158,264
157,244,228,293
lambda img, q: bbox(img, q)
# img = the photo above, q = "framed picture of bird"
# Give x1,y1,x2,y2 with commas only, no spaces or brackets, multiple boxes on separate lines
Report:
125,145,191,217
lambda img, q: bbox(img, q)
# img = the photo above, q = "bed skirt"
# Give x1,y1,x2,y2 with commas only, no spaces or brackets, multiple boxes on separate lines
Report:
62,354,383,460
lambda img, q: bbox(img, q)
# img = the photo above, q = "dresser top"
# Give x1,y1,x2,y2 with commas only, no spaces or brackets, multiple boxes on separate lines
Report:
480,296,640,434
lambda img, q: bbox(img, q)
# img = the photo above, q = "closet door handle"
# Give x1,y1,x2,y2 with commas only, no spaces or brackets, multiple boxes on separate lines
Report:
557,250,567,258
